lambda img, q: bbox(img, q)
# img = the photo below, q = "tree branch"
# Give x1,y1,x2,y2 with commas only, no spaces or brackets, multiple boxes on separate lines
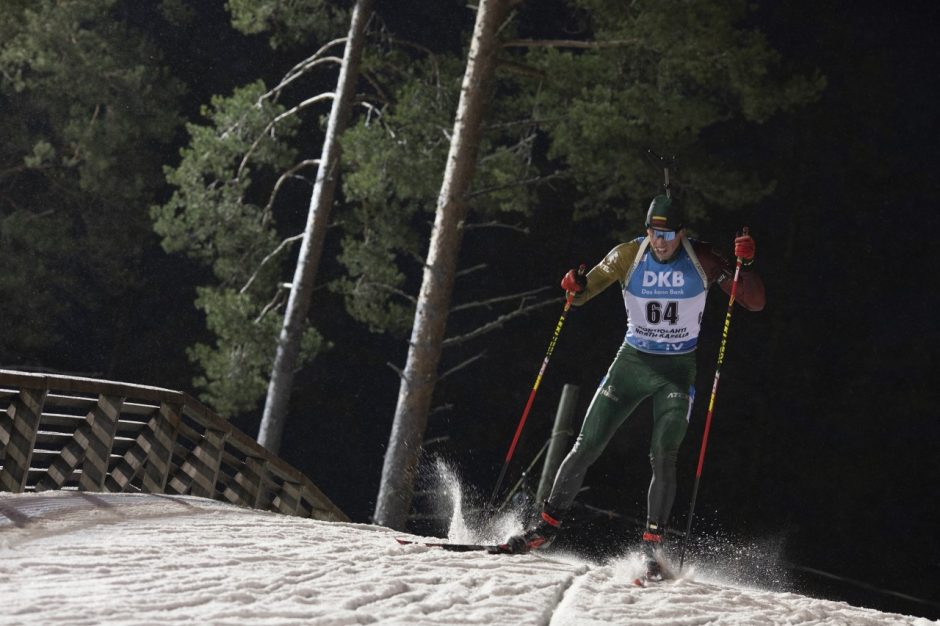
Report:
496,59,545,79
386,361,406,380
450,286,552,313
240,234,304,295
502,38,641,49
461,220,529,234
265,39,347,101
236,92,335,181
438,351,487,381
254,286,288,323
466,170,563,200
442,295,560,348
354,278,417,304
455,263,487,278
263,159,320,224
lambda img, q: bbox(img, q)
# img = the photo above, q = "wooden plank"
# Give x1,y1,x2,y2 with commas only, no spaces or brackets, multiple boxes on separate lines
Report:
0,408,12,447
115,419,149,436
45,396,158,418
276,480,303,515
168,432,225,499
79,394,124,492
109,436,137,455
39,412,89,430
0,388,47,493
35,428,87,490
300,484,349,522
0,370,183,406
116,401,160,417
222,456,267,509
35,430,75,443
43,394,96,410
35,394,124,493
189,429,226,499
140,402,180,494
105,412,165,493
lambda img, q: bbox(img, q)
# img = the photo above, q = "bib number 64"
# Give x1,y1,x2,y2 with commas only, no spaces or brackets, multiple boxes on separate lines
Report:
646,301,679,325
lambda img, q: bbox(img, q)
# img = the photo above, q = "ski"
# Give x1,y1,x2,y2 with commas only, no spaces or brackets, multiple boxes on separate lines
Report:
395,538,511,553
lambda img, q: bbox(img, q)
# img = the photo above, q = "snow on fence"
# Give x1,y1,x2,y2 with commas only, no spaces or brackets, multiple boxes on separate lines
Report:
0,370,347,522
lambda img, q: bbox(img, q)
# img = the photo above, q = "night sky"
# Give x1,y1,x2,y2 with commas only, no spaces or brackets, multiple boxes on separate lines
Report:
8,0,939,620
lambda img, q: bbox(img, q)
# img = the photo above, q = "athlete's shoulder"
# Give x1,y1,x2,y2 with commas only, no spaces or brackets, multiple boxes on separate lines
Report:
689,239,729,281
601,238,643,266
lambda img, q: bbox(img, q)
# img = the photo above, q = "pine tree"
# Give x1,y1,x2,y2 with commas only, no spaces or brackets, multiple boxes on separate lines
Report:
0,0,183,371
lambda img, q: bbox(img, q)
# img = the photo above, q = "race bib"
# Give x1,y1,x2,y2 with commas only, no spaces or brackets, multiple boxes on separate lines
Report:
623,248,707,354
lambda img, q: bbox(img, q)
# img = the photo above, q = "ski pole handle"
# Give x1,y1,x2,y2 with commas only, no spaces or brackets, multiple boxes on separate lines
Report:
564,264,587,305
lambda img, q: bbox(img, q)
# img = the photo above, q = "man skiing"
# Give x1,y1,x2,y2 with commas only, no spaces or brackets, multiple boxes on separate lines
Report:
502,195,766,580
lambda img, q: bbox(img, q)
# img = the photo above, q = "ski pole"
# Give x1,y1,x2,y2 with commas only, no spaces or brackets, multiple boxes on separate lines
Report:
485,265,585,516
678,229,748,569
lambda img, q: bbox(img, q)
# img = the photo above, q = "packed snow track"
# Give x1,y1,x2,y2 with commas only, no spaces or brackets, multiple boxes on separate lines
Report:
0,492,933,625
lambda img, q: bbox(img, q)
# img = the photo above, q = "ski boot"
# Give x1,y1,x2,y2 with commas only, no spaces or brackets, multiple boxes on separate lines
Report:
501,503,565,554
641,522,666,581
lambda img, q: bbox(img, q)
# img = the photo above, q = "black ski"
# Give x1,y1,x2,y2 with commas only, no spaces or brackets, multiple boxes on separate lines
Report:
395,538,513,554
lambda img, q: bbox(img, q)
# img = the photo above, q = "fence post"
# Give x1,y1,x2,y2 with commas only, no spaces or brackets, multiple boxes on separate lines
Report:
277,480,303,515
186,428,227,499
535,384,580,504
225,456,268,509
0,388,47,493
79,394,125,492
140,402,180,494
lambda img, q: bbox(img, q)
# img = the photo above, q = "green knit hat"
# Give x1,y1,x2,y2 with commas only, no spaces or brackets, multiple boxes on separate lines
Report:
645,195,685,231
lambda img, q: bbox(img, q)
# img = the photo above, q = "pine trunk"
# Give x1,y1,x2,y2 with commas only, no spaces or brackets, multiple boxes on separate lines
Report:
258,0,374,453
373,0,517,529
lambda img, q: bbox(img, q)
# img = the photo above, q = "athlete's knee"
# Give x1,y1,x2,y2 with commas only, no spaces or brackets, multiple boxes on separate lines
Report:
651,413,689,455
649,447,679,473
564,436,604,469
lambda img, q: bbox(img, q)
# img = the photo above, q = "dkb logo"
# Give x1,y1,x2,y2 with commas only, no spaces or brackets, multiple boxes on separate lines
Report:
642,271,685,287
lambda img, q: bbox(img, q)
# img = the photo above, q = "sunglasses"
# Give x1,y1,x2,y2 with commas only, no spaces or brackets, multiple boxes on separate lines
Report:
650,229,678,242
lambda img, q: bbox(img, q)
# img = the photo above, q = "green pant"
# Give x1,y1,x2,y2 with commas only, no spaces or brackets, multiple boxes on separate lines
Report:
547,343,696,527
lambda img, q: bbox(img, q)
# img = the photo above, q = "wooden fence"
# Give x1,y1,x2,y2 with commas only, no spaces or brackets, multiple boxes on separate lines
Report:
0,370,347,522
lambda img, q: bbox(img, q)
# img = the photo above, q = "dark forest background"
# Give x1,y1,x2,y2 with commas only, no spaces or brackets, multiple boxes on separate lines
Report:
2,0,938,619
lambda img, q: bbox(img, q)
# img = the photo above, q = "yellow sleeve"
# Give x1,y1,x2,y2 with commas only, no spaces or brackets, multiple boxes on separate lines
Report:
571,241,640,306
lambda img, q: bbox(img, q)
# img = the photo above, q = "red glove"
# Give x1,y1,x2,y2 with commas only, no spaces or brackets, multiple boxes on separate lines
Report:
734,232,756,263
560,268,587,293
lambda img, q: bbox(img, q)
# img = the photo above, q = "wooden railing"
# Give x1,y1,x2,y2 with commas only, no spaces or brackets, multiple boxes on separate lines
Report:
0,370,347,522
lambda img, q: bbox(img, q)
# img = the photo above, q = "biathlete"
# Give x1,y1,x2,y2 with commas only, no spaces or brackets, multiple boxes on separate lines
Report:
503,194,766,580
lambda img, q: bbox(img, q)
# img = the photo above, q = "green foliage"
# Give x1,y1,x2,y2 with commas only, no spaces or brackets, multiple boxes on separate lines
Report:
335,48,539,335
0,0,183,364
226,0,348,49
159,0,196,26
154,81,298,283
154,78,318,414
335,55,453,335
526,0,825,228
189,288,326,417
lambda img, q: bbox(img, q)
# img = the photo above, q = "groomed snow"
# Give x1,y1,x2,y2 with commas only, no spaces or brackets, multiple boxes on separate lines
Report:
0,492,934,625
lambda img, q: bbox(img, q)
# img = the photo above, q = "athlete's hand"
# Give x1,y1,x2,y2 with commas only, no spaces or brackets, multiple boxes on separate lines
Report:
734,231,756,263
560,267,587,293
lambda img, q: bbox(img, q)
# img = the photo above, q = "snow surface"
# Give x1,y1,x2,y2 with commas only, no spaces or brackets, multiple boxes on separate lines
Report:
0,491,935,626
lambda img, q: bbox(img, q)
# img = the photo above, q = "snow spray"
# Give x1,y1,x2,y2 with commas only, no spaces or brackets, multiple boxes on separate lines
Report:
419,457,525,545
681,522,792,590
